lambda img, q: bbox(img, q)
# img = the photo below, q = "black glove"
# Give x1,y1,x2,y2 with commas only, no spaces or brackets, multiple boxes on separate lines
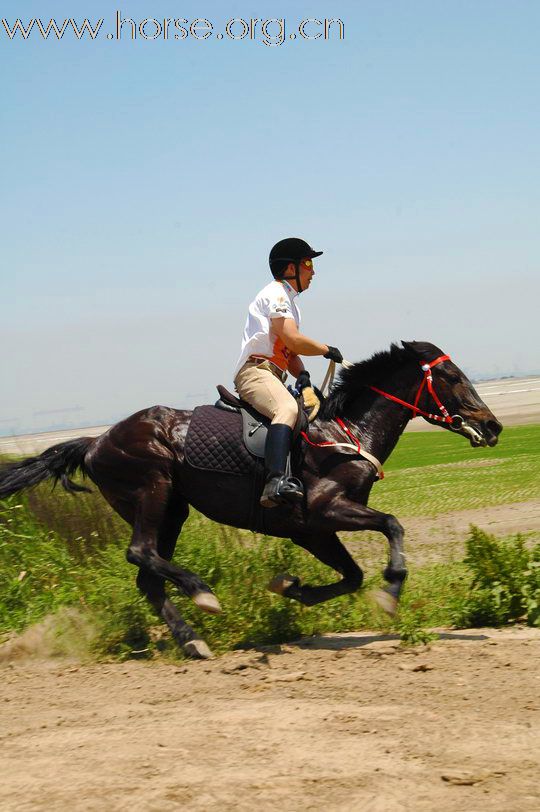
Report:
324,346,344,364
295,371,311,393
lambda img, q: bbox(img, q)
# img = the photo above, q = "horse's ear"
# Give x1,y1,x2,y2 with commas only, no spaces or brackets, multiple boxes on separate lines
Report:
401,340,418,355
401,340,445,360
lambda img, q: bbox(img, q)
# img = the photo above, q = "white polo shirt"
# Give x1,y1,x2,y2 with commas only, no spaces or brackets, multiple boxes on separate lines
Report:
234,279,301,378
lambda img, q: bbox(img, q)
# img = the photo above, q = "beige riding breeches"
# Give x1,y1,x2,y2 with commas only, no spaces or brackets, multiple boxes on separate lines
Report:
234,359,298,429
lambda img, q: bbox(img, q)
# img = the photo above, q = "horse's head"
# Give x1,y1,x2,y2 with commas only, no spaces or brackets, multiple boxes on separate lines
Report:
401,341,503,447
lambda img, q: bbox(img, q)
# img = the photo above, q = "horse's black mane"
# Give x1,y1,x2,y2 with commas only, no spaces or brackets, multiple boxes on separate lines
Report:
320,343,409,419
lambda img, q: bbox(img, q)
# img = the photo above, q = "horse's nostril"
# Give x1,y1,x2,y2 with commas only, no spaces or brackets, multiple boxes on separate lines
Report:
487,419,503,436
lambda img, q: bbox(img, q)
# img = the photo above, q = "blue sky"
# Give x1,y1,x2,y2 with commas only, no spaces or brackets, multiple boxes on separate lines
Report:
1,1,539,434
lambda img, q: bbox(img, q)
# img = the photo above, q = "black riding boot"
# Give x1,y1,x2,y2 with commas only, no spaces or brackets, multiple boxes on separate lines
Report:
260,424,304,508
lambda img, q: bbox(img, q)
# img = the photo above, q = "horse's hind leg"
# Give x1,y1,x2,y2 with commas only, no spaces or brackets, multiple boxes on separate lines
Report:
135,499,214,659
126,484,221,613
136,569,213,659
268,532,364,606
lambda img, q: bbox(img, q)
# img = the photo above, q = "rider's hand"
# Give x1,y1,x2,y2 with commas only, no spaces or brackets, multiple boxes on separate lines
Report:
324,346,344,364
295,371,311,393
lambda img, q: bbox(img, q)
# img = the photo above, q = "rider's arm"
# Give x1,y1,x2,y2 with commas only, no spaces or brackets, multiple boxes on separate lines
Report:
288,354,305,378
271,317,329,357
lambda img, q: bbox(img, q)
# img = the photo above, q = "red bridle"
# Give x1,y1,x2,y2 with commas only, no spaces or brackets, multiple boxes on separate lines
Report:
369,354,455,424
299,354,456,480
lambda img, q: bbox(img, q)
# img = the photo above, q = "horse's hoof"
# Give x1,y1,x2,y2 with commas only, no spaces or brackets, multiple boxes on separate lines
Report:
184,639,214,660
267,573,300,596
370,589,398,617
193,592,222,614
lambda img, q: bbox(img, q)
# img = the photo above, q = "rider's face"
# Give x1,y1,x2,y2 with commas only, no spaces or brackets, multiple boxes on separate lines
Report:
283,258,315,291
298,258,315,290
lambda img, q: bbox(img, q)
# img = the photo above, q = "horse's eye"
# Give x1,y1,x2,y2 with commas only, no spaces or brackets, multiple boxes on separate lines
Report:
440,369,460,384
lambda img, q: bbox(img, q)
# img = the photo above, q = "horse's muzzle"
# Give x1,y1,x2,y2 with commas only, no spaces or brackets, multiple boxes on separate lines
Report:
483,418,503,447
451,414,502,447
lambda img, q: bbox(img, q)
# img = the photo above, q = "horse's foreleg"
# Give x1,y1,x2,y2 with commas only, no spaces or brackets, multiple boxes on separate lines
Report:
269,533,363,606
322,499,407,613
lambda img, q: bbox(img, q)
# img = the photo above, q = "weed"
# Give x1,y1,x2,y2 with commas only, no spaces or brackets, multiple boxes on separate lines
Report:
456,526,540,627
522,552,540,627
396,617,437,646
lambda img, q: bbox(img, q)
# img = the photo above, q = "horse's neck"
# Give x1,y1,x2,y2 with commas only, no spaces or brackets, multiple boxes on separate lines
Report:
342,372,417,464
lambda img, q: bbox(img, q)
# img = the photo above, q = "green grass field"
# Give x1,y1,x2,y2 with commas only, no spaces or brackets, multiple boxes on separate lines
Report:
372,424,540,516
0,424,539,658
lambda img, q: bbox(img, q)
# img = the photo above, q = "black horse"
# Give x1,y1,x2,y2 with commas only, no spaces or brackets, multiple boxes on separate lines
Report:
0,341,502,658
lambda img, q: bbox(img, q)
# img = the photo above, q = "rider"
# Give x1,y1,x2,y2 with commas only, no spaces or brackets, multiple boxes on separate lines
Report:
233,237,344,508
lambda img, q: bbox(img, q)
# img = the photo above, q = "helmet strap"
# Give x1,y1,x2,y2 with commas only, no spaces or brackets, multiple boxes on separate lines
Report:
282,262,303,293
295,261,303,293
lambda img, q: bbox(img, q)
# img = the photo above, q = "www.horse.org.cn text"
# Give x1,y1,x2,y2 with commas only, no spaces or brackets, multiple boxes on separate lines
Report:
1,14,345,46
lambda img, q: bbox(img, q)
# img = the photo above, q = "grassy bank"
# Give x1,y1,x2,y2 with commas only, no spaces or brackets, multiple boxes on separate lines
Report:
0,424,539,659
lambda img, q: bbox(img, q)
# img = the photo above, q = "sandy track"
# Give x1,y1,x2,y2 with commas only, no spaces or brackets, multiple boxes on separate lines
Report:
1,627,539,812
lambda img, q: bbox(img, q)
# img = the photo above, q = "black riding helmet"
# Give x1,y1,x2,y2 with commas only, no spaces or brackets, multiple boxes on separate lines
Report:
269,237,323,293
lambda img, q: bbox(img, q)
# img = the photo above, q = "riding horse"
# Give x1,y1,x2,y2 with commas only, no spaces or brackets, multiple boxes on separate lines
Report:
0,341,502,658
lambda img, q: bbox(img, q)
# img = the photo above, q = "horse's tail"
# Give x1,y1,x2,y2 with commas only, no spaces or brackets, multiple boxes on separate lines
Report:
0,437,95,499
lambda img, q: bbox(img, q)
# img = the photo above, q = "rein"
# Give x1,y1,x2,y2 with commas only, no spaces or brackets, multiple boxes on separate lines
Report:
319,360,339,397
302,358,386,478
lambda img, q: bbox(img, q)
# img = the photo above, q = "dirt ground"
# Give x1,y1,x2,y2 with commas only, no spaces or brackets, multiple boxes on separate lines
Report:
1,414,539,811
402,499,540,543
1,626,539,812
344,499,540,572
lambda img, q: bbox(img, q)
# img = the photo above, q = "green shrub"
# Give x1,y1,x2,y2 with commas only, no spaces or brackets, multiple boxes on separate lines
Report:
457,526,540,627
522,546,540,627
396,616,437,646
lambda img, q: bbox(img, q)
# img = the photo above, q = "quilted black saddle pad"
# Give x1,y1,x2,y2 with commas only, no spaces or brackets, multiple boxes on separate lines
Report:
184,405,262,477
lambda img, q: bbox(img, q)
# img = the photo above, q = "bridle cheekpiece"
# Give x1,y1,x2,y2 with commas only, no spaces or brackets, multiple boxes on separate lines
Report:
369,354,460,425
